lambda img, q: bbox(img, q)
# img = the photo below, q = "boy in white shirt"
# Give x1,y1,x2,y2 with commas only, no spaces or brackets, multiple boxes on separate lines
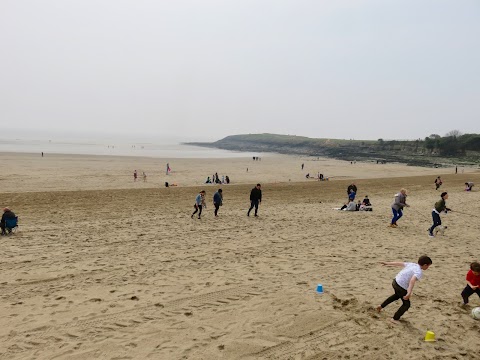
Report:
376,256,432,324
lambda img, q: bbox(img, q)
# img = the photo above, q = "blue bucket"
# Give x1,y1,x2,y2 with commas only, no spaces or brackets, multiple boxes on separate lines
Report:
316,284,324,294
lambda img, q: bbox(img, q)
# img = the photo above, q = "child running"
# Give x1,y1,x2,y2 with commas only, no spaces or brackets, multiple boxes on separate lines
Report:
461,262,480,306
376,256,432,324
191,190,206,219
428,192,452,237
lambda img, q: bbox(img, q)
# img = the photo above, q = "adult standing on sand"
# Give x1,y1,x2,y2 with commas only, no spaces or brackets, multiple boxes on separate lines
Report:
247,184,262,217
133,170,137,182
1,207,16,236
213,189,223,217
347,183,357,201
389,188,409,228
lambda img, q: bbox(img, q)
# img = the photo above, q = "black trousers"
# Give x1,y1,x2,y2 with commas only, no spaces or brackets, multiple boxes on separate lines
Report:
461,285,480,304
214,203,220,216
248,200,259,215
192,205,203,218
429,211,441,234
380,279,411,320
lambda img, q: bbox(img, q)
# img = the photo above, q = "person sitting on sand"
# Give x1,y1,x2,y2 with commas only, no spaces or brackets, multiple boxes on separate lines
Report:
340,200,356,211
356,200,362,211
362,195,371,206
465,182,474,191
205,176,212,184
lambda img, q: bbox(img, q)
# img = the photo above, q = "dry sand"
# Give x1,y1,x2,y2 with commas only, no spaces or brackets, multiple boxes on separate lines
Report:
1,152,480,359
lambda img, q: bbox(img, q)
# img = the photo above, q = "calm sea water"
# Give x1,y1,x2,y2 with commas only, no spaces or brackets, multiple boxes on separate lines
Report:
0,138,262,159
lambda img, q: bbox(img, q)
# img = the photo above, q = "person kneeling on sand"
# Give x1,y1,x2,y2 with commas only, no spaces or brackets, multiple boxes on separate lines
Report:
376,256,432,324
465,182,474,191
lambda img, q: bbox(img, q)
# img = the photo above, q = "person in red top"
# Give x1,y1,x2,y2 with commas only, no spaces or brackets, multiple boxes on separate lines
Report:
461,262,480,305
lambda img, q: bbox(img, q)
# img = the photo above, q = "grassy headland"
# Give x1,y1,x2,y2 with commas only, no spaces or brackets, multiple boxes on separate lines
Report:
188,133,480,167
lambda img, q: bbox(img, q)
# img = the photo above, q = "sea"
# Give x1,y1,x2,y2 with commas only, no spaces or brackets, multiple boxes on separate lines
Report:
0,137,261,159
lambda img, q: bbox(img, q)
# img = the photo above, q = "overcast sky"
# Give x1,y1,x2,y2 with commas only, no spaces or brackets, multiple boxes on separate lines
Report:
1,0,479,141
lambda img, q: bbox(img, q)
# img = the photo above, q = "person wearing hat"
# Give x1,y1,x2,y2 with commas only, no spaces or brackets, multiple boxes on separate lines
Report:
1,207,16,235
213,189,223,217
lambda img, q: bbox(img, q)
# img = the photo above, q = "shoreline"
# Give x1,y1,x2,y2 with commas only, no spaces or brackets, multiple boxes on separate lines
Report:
1,151,477,194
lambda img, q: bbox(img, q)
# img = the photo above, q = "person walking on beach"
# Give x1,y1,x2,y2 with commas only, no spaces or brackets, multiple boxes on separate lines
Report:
376,256,432,324
301,163,304,170
461,262,480,306
142,172,147,182
390,188,409,228
435,176,443,190
191,190,206,219
247,184,262,217
133,170,138,182
428,192,452,237
166,163,171,175
213,189,223,217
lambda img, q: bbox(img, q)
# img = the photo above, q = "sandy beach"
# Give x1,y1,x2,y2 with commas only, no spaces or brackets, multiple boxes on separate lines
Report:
1,152,479,360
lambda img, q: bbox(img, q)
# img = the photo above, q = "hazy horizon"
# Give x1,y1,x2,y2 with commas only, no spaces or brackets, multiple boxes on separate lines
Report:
1,0,479,140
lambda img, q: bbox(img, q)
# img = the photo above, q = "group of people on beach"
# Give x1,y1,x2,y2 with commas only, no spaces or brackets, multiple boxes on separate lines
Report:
191,184,262,219
205,172,230,185
379,176,479,324
337,183,372,211
377,257,480,325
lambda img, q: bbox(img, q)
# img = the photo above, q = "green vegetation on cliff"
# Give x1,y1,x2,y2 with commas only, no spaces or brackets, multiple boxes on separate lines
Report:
188,133,480,167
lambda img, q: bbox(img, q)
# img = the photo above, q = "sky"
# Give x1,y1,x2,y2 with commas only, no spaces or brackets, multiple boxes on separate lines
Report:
1,0,479,142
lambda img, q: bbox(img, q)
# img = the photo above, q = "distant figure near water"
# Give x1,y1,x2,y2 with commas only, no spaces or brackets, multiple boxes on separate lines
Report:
133,170,138,182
